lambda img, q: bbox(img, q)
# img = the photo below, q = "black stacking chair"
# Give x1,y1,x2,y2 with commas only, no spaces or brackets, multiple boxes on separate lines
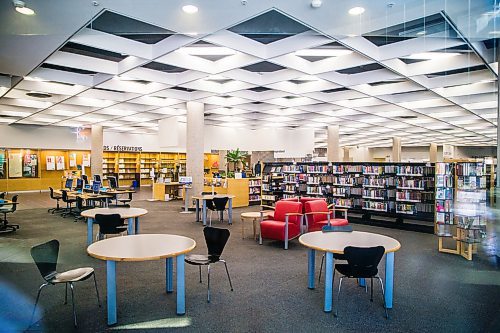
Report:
185,227,234,302
61,190,77,218
48,187,62,214
30,240,100,328
95,214,127,240
208,197,229,226
73,197,91,222
0,194,19,232
81,174,89,187
334,246,388,319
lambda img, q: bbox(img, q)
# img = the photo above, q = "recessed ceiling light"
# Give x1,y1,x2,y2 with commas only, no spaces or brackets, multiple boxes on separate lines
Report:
13,0,35,15
405,52,460,60
348,7,365,15
182,5,198,14
295,49,352,57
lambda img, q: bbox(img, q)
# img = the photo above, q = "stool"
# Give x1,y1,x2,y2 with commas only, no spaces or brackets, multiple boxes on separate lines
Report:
240,211,271,240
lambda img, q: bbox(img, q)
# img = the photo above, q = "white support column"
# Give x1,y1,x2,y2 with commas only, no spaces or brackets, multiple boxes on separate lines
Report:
186,101,205,207
429,143,438,163
327,125,340,161
91,125,103,177
392,137,401,162
343,147,350,162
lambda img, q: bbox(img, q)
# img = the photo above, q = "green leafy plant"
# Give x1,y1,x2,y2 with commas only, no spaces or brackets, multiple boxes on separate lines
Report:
225,148,248,177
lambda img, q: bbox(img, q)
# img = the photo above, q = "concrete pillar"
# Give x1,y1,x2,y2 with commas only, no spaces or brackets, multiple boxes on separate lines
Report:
343,147,350,162
392,137,401,162
443,144,455,161
90,125,103,177
327,125,340,161
186,101,205,207
219,150,227,173
429,143,438,163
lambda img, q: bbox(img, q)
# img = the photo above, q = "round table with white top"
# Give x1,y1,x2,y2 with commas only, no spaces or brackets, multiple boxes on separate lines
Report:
81,207,148,246
299,231,401,312
87,234,196,326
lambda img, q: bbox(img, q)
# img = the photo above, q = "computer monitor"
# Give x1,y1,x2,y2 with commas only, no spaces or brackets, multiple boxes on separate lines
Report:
65,178,73,190
92,181,101,194
75,178,83,191
108,176,118,189
82,174,89,186
93,174,101,183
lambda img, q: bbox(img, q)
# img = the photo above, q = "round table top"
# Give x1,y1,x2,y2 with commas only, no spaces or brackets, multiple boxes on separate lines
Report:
81,207,148,219
87,234,196,261
192,194,236,200
241,211,271,219
299,231,401,254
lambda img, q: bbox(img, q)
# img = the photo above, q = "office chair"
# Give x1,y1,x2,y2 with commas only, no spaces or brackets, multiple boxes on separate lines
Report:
0,195,19,232
107,176,118,189
208,197,229,226
48,187,63,214
94,214,128,240
93,175,101,183
30,240,100,328
60,190,77,218
0,192,5,199
185,227,234,302
334,246,388,319
73,197,91,222
81,174,89,186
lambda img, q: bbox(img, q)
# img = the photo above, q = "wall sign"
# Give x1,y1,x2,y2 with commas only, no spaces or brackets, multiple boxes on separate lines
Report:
103,145,143,152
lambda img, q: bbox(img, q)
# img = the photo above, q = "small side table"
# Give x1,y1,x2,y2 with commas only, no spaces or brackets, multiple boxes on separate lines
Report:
240,211,271,240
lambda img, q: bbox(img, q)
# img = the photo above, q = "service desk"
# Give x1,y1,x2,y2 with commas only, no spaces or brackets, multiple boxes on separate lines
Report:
153,182,181,201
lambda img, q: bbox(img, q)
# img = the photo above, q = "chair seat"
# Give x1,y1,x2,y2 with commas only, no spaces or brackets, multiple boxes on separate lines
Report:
335,263,378,278
260,219,301,240
185,254,219,265
52,267,94,283
308,218,349,231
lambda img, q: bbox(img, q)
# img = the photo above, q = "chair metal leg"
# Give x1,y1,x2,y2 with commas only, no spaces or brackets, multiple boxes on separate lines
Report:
207,265,211,303
199,266,202,283
318,253,325,283
220,260,234,291
93,273,101,307
69,282,77,327
334,276,344,317
370,278,374,302
377,277,389,319
30,282,49,327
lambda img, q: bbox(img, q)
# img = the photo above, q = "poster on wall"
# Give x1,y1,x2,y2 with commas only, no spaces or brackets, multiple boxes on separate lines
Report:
23,153,38,177
46,156,56,170
56,156,65,170
83,154,90,167
69,153,77,167
0,150,5,178
8,153,22,178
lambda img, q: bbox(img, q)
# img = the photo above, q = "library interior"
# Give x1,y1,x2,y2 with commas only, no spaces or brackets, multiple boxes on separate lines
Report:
0,1,499,332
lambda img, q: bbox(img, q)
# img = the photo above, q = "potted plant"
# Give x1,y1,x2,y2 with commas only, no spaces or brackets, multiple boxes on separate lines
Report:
225,148,248,177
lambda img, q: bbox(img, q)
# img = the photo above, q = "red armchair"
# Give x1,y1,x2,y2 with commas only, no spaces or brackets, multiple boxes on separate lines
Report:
304,200,349,232
259,200,303,250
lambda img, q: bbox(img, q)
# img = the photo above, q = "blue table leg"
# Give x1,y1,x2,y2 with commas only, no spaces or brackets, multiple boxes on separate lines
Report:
228,198,233,225
134,217,139,234
308,249,315,290
359,278,366,287
324,252,334,312
127,217,134,235
87,217,94,246
106,261,117,326
195,199,200,222
385,252,394,309
166,257,173,293
202,199,207,226
176,254,186,315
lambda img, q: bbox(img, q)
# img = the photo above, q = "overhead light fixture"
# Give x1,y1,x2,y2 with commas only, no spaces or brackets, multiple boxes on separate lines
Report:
295,49,352,57
406,52,460,60
348,6,365,15
311,0,322,8
13,0,35,15
178,46,236,56
416,30,426,36
182,5,198,14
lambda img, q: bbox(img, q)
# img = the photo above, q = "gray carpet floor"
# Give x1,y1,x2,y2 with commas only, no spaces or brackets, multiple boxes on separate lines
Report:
0,196,499,333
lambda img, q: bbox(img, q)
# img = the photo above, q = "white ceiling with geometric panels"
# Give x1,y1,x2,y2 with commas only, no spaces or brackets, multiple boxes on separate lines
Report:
0,0,498,148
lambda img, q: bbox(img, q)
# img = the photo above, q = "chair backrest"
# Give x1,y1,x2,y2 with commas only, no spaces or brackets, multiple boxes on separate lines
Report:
108,176,118,189
82,174,89,186
31,239,59,281
76,196,84,210
300,197,325,212
61,189,69,202
10,195,18,213
304,200,329,226
49,187,56,199
95,214,124,234
273,200,302,224
93,174,101,183
212,197,229,211
343,246,385,277
204,226,230,259
0,192,5,199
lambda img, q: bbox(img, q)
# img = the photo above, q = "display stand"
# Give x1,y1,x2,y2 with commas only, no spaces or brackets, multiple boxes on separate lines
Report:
180,185,193,214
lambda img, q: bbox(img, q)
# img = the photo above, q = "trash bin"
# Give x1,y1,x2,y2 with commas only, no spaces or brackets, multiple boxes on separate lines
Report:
132,180,138,189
